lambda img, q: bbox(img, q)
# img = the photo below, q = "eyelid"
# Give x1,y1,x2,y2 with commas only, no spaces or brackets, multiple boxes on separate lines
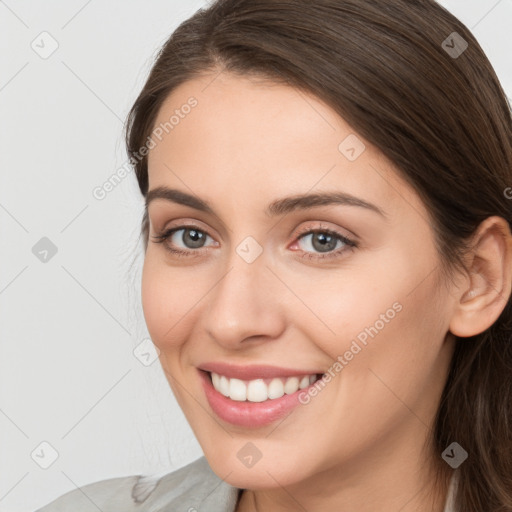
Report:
292,221,357,244
156,218,219,239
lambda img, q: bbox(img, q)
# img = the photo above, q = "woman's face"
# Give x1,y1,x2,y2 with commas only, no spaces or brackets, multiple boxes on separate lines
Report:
142,72,457,490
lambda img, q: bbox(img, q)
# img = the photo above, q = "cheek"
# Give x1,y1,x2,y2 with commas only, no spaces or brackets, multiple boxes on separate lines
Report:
299,248,443,371
290,266,400,349
141,255,188,350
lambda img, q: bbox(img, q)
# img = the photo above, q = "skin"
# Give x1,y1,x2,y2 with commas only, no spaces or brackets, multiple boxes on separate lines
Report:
141,71,512,512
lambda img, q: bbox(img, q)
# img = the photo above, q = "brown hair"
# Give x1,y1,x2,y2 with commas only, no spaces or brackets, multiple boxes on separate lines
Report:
124,1,512,510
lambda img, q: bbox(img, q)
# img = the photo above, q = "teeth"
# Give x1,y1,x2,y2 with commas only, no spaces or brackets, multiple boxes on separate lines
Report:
284,376,299,394
219,375,230,397
299,375,310,389
247,379,267,402
210,372,319,402
268,378,284,399
229,378,247,401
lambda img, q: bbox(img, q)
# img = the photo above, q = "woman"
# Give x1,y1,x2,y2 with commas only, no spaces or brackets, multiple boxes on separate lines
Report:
36,0,512,511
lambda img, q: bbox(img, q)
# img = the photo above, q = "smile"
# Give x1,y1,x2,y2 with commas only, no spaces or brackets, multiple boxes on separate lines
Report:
198,363,325,427
210,372,319,402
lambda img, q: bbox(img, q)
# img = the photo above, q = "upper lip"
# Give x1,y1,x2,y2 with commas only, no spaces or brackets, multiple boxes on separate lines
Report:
198,362,322,381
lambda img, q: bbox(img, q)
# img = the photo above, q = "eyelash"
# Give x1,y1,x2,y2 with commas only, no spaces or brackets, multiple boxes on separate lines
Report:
151,224,358,261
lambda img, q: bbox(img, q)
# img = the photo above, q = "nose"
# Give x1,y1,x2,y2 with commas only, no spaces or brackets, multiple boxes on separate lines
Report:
201,246,286,350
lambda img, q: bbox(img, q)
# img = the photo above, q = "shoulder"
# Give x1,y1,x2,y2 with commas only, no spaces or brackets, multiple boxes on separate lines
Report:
34,456,240,512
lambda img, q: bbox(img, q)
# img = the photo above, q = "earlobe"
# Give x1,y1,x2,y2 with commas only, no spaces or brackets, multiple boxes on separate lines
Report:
449,216,512,338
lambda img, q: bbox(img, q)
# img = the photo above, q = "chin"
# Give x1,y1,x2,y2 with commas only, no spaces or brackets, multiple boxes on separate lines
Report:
202,442,313,490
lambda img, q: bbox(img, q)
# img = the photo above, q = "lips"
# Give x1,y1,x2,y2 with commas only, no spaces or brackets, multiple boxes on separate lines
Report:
197,362,325,427
198,361,322,380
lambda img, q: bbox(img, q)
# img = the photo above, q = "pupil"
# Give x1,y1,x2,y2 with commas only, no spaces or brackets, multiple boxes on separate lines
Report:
313,233,336,253
185,229,205,248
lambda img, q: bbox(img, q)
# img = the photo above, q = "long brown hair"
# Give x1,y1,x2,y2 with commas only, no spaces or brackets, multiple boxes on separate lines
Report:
124,1,512,510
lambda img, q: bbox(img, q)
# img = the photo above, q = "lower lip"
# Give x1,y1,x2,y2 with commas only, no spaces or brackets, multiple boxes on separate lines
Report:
199,370,316,428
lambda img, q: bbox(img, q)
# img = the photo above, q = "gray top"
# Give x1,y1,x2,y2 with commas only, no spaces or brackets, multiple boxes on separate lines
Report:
35,456,459,512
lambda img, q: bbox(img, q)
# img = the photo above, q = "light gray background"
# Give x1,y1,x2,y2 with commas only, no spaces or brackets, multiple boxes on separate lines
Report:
1,1,511,511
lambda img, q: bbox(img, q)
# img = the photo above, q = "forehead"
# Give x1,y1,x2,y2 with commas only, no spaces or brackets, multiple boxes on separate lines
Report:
147,72,426,221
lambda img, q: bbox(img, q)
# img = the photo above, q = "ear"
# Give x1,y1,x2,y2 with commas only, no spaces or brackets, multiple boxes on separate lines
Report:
449,216,512,338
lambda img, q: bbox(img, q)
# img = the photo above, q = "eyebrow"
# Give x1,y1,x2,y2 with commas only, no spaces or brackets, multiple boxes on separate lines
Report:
145,186,387,218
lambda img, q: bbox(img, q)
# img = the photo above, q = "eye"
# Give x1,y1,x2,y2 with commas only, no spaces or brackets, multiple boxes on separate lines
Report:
151,225,217,257
291,225,358,261
151,222,358,262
